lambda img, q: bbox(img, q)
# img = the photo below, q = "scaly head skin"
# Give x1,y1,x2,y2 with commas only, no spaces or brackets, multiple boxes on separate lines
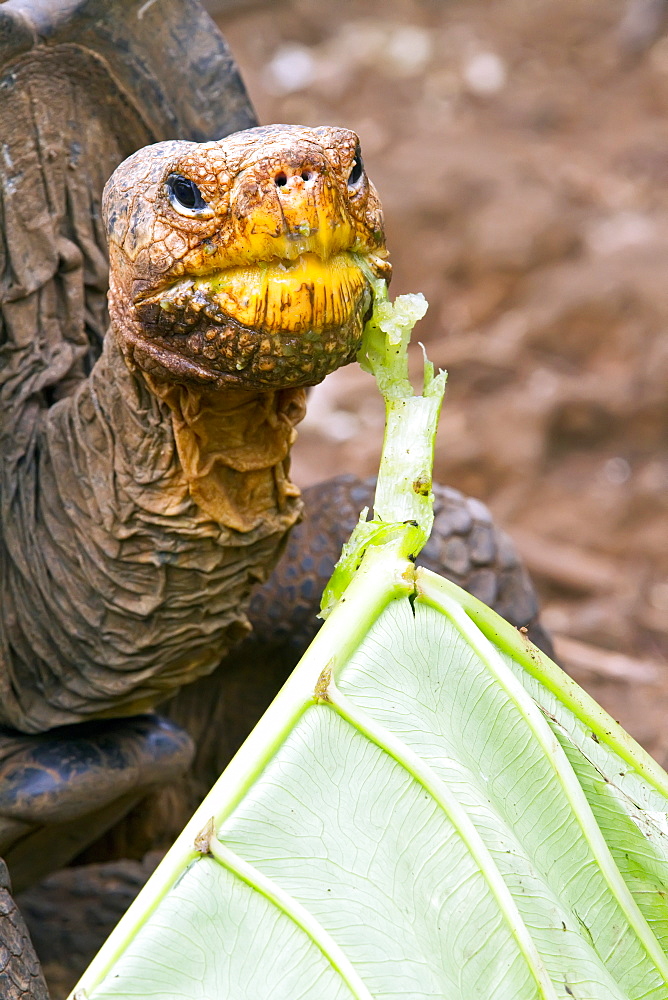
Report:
103,124,390,389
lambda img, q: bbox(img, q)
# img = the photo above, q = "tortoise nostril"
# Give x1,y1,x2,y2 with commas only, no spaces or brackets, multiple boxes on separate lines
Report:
275,172,288,187
301,171,312,182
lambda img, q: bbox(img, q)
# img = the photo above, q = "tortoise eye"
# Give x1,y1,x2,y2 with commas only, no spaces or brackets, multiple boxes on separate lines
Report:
347,146,364,189
166,174,210,215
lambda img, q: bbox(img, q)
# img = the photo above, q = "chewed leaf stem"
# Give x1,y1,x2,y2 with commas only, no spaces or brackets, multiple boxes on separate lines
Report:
321,268,446,614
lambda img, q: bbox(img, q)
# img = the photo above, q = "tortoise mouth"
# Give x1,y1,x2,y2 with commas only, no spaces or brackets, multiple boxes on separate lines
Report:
130,251,376,388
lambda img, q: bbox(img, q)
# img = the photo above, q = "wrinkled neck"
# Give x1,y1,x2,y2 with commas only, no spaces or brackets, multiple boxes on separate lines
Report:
142,371,305,533
104,326,305,535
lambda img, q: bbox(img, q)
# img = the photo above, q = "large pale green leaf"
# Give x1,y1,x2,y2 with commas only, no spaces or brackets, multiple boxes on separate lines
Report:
70,287,668,999
71,549,668,1000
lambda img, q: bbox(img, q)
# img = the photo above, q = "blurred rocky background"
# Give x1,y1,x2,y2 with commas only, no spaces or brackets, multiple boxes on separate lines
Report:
214,0,668,759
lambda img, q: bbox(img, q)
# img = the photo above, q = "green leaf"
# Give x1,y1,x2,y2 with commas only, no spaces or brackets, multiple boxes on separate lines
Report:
70,288,668,999
71,549,668,999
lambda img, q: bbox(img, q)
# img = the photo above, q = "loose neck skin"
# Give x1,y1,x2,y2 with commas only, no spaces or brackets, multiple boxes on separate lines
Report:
107,316,306,537
142,371,305,534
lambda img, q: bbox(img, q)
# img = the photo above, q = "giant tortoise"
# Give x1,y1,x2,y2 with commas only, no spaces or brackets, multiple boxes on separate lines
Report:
0,0,551,993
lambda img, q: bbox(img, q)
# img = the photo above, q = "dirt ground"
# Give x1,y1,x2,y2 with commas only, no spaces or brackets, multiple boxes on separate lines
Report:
23,2,668,995
218,0,668,760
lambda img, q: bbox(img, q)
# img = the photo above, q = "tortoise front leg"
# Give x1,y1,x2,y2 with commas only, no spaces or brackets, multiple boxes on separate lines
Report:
0,715,193,893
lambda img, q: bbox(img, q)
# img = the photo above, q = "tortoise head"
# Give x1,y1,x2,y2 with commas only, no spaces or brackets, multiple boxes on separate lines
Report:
103,124,390,389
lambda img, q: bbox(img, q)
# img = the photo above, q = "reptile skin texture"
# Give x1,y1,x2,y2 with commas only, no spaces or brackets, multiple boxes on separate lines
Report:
0,862,48,1000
